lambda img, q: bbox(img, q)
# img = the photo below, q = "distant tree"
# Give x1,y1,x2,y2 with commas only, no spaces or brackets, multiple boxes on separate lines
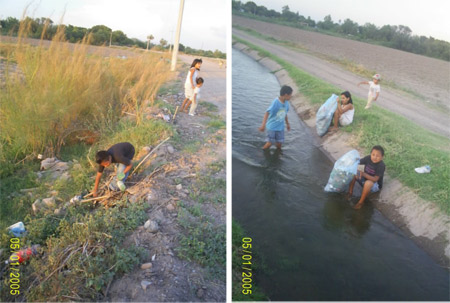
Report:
318,15,335,30
0,17,20,34
159,38,168,48
341,18,358,35
243,1,257,14
90,25,112,45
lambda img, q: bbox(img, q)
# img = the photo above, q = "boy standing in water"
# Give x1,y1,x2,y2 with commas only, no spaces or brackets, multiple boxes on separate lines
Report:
348,145,385,209
258,85,293,149
358,74,381,109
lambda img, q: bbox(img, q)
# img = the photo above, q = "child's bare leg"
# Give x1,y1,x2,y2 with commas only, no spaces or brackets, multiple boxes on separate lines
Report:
275,142,282,149
347,176,357,200
184,100,192,112
330,110,340,131
180,98,189,111
354,180,373,209
262,142,272,149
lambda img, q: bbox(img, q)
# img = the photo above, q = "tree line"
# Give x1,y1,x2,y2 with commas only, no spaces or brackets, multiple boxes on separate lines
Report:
0,16,226,59
232,1,450,61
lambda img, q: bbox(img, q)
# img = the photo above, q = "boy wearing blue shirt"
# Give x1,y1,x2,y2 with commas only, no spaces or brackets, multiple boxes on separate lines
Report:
258,85,293,150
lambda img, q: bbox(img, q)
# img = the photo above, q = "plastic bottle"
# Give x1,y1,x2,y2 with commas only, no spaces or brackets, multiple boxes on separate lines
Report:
7,245,40,264
7,221,26,237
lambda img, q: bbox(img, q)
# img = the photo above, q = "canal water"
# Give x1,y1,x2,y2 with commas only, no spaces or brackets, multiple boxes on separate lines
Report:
232,48,449,301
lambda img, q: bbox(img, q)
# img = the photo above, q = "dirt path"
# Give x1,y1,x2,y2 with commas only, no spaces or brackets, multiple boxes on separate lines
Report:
107,56,226,302
233,27,450,138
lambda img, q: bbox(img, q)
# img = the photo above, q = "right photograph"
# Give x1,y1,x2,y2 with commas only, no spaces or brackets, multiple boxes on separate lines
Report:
231,0,450,301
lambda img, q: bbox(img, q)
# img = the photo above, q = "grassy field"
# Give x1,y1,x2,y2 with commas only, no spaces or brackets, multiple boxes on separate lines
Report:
233,36,450,215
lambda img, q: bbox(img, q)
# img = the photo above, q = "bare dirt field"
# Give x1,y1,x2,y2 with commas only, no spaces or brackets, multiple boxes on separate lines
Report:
233,23,449,138
233,16,450,110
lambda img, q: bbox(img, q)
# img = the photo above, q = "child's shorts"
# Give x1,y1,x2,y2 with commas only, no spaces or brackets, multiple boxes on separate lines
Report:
339,115,352,126
357,177,380,193
266,130,284,143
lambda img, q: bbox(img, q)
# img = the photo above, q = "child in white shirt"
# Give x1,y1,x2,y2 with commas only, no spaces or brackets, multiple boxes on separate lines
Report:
358,74,381,109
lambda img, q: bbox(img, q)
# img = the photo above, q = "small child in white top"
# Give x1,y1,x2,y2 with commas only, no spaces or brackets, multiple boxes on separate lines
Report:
358,74,381,109
181,58,202,112
188,77,204,116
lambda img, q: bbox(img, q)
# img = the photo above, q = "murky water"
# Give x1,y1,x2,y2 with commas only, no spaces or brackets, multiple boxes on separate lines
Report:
232,49,449,301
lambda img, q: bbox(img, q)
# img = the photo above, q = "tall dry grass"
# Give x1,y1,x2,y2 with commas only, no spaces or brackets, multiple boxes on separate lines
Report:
0,19,171,163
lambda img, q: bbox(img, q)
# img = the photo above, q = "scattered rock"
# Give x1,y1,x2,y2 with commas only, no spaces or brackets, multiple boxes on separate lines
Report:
42,197,56,208
176,184,183,190
140,263,153,270
48,190,58,196
144,220,159,233
142,146,151,153
141,280,152,291
196,288,205,299
54,208,66,216
166,203,175,211
72,163,82,171
32,197,56,214
167,145,174,154
146,190,158,202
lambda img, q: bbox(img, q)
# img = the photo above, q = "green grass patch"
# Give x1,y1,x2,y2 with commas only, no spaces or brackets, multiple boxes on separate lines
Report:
105,119,173,151
199,101,219,112
0,198,148,301
232,220,268,301
176,206,225,278
234,36,450,214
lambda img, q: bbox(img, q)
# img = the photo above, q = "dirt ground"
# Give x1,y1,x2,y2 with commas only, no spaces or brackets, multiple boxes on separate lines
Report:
107,56,226,302
233,16,450,138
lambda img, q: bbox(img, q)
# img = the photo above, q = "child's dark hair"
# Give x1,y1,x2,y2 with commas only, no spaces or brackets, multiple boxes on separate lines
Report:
340,91,353,104
196,77,204,84
191,58,203,69
280,85,293,96
95,151,110,164
371,145,385,156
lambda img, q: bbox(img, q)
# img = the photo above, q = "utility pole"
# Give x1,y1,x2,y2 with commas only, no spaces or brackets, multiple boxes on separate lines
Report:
109,30,112,47
170,0,185,71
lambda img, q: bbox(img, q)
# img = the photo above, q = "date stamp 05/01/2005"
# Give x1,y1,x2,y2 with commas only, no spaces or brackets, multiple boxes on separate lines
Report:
8,237,22,296
241,237,253,295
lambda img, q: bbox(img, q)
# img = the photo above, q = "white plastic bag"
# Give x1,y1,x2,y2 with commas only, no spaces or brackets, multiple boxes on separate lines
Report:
324,149,360,192
316,94,338,136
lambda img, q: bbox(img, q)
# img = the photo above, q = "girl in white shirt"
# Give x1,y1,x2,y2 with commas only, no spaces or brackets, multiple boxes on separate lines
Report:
181,58,202,112
330,91,354,131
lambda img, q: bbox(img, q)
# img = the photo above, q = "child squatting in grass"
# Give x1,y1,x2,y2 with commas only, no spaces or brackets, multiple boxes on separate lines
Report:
347,145,386,209
258,85,293,150
92,142,135,197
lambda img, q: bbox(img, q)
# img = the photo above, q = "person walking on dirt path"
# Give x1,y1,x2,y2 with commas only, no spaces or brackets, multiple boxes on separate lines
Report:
258,85,292,150
358,74,381,109
330,91,354,132
92,142,135,197
181,58,202,112
187,77,204,116
347,145,385,210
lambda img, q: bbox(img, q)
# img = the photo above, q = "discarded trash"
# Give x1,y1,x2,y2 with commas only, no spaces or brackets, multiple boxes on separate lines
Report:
415,165,431,174
157,113,171,122
117,181,126,191
325,149,360,192
7,222,26,237
70,195,83,204
316,94,338,136
7,245,40,264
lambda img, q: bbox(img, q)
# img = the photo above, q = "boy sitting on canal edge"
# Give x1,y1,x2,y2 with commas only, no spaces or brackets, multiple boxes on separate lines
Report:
348,145,385,209
258,85,293,150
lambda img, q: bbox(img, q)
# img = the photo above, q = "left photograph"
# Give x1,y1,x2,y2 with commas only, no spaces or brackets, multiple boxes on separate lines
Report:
0,0,226,302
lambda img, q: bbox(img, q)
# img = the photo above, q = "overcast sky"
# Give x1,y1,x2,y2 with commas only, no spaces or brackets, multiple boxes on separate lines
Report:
253,0,450,42
0,0,227,51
